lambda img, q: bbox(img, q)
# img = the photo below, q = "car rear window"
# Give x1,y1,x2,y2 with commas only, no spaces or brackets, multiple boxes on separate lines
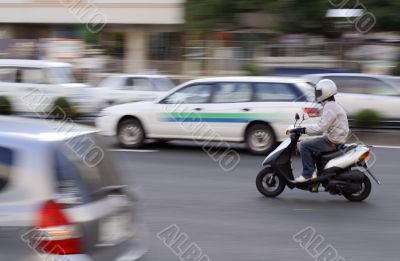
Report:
54,134,123,204
0,146,13,192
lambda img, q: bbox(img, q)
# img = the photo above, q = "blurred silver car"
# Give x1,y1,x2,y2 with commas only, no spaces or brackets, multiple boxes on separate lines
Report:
0,117,147,260
95,74,175,110
303,73,400,119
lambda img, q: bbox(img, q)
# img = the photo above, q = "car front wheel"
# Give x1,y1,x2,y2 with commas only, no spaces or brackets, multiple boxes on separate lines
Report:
117,118,145,149
245,123,276,155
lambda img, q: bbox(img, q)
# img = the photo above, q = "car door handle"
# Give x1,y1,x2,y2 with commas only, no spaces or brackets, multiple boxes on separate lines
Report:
242,108,251,112
194,108,203,111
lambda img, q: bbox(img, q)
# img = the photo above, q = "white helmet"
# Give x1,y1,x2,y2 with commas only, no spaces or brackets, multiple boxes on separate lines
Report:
315,79,337,103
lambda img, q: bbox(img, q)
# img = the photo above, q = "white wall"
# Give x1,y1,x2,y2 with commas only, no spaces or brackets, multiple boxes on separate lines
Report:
0,0,184,25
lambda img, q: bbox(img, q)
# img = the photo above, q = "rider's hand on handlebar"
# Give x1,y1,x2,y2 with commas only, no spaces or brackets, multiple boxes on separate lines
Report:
289,127,306,135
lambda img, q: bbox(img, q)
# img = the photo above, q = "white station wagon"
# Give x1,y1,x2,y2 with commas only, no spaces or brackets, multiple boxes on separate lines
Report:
96,77,317,154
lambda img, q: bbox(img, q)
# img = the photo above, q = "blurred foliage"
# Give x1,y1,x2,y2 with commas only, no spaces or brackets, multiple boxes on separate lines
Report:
242,63,264,76
185,0,400,34
50,97,79,119
353,109,382,128
77,25,100,44
0,96,12,115
184,0,237,32
361,0,400,31
392,54,400,76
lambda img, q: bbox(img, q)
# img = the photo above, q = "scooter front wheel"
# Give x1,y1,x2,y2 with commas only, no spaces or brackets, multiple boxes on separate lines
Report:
256,167,285,197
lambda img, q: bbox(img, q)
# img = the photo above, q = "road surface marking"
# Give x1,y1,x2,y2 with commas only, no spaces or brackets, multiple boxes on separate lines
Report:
293,209,313,211
109,149,160,153
372,145,400,149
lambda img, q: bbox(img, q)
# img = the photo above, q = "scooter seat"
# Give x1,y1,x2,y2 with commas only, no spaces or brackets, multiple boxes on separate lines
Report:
317,144,358,160
318,150,343,160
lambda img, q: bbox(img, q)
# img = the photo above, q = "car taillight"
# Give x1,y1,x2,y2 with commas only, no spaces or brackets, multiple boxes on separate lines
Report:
358,150,370,161
303,107,320,117
33,200,82,255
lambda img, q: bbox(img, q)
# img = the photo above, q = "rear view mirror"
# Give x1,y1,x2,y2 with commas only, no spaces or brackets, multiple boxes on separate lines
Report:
295,113,300,121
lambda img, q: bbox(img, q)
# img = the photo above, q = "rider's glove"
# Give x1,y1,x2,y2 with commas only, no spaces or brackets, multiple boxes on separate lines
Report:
289,127,306,134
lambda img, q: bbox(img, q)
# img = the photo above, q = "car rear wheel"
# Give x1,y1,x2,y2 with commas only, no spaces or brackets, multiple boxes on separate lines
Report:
246,123,276,155
118,118,145,149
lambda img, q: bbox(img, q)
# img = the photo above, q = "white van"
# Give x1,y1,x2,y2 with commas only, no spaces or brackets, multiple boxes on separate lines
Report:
0,59,93,114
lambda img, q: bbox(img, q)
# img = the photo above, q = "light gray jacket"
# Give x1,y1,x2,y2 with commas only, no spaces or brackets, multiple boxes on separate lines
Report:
305,101,349,144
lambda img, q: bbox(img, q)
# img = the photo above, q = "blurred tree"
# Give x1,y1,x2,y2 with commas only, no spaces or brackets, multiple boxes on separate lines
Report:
269,0,330,34
184,0,329,33
184,0,237,32
360,0,400,31
185,0,400,34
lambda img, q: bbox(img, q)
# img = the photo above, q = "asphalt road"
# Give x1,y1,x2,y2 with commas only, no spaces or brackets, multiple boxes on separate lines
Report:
110,140,400,261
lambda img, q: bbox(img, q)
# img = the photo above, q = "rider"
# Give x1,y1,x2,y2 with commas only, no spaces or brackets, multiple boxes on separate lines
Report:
295,79,350,182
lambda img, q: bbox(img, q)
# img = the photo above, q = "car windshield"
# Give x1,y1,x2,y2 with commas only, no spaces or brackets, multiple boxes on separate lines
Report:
47,66,77,84
152,77,175,91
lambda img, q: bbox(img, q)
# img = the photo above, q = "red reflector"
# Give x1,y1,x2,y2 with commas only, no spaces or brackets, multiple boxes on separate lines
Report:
36,201,69,228
303,107,320,117
36,237,81,255
33,200,81,255
359,150,370,161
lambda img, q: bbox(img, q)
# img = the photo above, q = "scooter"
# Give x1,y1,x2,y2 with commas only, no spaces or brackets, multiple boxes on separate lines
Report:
256,113,381,201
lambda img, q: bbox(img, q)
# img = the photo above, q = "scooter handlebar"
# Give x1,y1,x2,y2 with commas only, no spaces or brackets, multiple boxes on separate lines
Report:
288,127,306,135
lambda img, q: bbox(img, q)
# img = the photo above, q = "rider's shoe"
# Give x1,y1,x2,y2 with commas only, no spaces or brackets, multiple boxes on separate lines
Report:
295,176,310,183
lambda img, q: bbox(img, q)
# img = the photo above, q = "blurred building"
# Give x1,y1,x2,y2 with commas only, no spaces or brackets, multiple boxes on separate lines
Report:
0,0,184,74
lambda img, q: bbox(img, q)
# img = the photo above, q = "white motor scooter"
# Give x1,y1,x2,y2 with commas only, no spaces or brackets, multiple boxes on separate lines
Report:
256,113,380,202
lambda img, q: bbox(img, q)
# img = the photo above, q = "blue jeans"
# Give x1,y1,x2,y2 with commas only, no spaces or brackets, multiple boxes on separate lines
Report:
298,137,336,178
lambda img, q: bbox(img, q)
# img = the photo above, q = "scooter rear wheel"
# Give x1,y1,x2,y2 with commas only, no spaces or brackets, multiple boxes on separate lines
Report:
343,175,372,202
256,167,285,197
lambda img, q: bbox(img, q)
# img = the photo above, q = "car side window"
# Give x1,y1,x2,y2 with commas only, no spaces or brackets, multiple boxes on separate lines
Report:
324,76,365,94
362,78,399,96
125,78,153,91
212,82,253,103
0,146,13,192
163,84,212,104
0,67,17,83
254,82,298,101
22,68,48,84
